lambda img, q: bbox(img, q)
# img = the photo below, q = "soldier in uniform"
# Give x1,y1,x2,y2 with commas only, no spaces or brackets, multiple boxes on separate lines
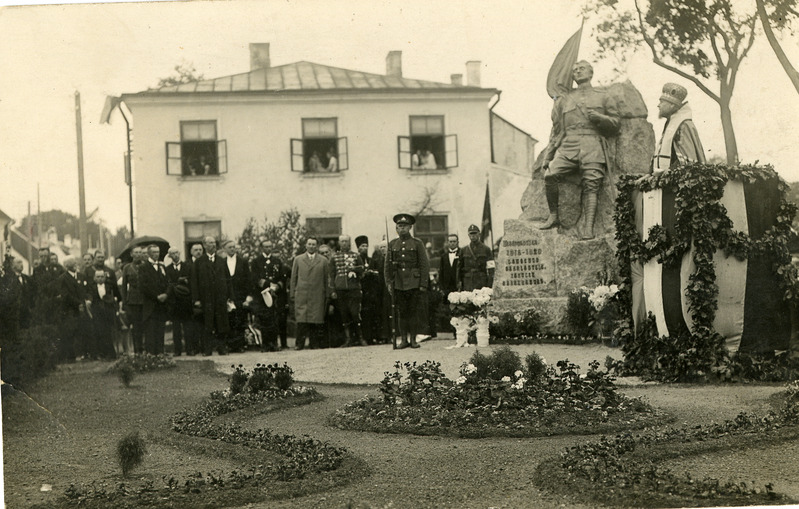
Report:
538,60,620,240
384,213,430,349
460,224,495,292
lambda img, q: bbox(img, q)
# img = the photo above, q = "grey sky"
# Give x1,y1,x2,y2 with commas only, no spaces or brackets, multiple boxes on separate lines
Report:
1,0,797,230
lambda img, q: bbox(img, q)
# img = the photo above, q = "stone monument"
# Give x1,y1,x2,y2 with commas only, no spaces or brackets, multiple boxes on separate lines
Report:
492,78,655,332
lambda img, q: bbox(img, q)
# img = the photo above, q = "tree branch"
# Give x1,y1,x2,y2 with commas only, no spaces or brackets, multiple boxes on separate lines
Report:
756,0,799,94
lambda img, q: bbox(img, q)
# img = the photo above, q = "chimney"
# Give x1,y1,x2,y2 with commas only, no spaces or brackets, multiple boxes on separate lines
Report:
450,74,463,86
249,43,271,71
466,61,481,87
386,51,402,78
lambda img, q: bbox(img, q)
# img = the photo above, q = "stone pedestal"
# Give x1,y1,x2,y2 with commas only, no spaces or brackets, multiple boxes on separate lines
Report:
492,220,616,333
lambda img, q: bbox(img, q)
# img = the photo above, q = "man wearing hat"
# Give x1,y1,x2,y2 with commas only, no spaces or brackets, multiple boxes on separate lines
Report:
385,213,430,349
460,225,495,292
537,60,620,240
329,234,366,347
652,83,706,172
356,235,380,345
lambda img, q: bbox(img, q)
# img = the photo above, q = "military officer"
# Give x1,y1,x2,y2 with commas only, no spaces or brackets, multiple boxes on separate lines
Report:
460,224,495,291
385,213,430,349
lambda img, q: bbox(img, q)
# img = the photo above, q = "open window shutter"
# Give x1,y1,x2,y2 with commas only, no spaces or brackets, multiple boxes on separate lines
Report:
397,136,411,169
216,140,228,174
291,138,304,172
445,134,458,168
337,137,348,171
166,142,182,175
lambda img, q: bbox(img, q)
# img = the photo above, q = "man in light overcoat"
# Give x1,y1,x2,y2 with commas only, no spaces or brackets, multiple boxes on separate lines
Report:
291,237,330,349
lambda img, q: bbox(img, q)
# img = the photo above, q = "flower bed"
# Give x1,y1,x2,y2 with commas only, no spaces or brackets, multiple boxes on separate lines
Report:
61,363,350,507
537,381,799,507
107,353,177,373
329,347,663,438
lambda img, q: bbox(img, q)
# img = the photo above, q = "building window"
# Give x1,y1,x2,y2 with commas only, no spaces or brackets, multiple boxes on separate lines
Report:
166,121,228,176
184,220,221,255
291,118,349,173
306,216,342,247
397,116,458,170
413,215,448,255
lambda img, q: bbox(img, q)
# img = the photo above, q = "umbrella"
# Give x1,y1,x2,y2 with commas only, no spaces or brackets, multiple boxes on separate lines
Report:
118,235,170,263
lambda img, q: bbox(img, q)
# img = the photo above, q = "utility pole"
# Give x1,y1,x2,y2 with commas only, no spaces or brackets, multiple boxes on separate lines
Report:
27,201,32,274
75,91,88,254
36,183,41,248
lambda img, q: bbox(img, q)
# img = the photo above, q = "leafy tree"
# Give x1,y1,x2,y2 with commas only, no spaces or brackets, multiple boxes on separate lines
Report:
237,208,308,263
755,0,799,94
585,0,777,164
155,62,204,88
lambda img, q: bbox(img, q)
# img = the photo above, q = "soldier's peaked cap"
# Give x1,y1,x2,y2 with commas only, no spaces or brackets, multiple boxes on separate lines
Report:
468,224,480,233
355,235,369,247
393,213,415,225
660,83,688,106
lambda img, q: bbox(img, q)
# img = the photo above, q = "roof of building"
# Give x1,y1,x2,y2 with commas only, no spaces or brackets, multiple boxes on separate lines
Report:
130,61,495,96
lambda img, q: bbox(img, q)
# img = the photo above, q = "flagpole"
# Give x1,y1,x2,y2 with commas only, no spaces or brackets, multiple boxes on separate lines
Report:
486,174,495,254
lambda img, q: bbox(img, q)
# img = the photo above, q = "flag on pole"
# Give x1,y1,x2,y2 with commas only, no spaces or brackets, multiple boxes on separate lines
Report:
481,179,492,244
546,21,584,99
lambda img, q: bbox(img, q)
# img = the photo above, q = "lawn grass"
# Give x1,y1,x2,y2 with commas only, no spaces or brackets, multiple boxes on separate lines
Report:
3,360,363,509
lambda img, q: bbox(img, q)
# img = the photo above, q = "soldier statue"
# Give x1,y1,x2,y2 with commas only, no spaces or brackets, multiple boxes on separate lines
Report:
538,60,620,240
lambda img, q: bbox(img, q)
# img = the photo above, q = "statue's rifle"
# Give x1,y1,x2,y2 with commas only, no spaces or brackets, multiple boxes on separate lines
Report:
385,217,399,350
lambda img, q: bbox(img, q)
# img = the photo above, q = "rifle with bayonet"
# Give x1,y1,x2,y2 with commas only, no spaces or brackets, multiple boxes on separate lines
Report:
385,217,400,350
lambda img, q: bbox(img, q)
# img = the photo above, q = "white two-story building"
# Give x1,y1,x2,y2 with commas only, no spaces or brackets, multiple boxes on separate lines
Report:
116,43,535,256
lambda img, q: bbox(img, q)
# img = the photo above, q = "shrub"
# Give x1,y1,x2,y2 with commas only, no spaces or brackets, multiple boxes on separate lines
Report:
116,431,146,477
229,365,249,394
489,309,543,339
118,364,135,387
0,325,58,389
525,352,548,383
467,345,523,381
228,363,295,394
565,288,593,336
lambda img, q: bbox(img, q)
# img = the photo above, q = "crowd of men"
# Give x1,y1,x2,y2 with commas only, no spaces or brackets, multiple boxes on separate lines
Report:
0,213,496,359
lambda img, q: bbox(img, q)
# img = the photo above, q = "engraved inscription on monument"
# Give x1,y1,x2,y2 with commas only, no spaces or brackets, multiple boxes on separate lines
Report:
501,239,548,287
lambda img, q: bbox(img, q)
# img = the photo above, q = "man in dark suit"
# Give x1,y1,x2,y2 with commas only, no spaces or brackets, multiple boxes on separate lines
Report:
85,249,121,302
191,236,231,355
250,239,288,350
222,240,252,352
439,233,462,297
86,270,120,359
121,246,146,353
356,235,380,345
12,258,36,330
139,244,170,355
55,258,87,362
165,247,194,355
33,247,64,327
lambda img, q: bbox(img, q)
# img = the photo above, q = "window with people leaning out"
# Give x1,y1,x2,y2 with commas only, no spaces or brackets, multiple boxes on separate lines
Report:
291,118,349,173
397,115,458,171
166,120,228,177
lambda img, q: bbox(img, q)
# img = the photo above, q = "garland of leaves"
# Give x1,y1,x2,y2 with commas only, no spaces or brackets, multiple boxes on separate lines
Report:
613,163,798,381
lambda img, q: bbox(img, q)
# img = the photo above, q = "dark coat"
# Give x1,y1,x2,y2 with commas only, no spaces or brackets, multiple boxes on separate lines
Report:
224,255,252,306
438,248,462,294
191,254,231,333
460,242,494,291
56,271,86,317
166,260,193,319
139,261,170,321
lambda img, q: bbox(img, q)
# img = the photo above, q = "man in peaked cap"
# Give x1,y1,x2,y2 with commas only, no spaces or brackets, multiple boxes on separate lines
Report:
652,82,706,172
385,213,430,349
460,224,495,292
